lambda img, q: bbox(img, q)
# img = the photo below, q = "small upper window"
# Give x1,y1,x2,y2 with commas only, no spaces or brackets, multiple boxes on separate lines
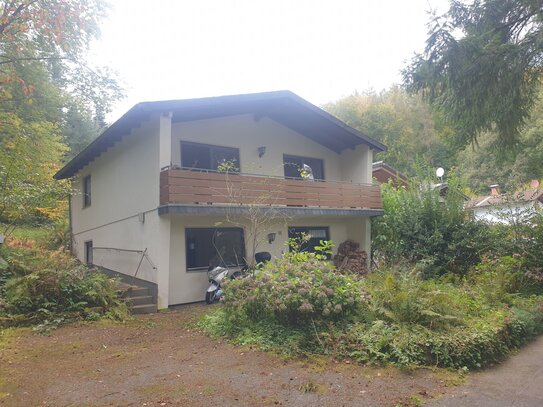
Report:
181,141,240,172
83,175,91,208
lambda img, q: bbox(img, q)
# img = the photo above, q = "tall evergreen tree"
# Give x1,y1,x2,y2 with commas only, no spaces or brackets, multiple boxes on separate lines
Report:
404,0,543,148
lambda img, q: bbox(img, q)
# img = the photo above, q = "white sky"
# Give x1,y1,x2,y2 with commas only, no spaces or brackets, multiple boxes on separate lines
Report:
90,0,450,122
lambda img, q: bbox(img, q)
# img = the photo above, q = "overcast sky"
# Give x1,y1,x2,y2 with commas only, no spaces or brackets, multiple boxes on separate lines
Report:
90,0,450,121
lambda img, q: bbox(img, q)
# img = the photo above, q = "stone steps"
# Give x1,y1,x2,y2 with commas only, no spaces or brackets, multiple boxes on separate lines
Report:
119,284,157,314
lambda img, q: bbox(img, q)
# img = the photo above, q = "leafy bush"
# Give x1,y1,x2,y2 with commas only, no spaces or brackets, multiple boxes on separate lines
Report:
222,255,368,325
372,180,491,278
339,309,540,368
201,255,543,369
0,235,127,327
362,268,470,329
468,256,529,303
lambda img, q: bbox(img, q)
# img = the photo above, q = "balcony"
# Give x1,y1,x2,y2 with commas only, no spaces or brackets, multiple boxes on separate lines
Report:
159,169,383,213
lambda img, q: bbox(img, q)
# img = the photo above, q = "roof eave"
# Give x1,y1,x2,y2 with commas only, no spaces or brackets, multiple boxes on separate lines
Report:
54,91,387,180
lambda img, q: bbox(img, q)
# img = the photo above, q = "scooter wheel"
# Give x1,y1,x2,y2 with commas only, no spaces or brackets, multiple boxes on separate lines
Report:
205,290,218,304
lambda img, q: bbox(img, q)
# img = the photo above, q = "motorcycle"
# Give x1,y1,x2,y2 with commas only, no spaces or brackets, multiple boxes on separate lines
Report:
205,251,271,304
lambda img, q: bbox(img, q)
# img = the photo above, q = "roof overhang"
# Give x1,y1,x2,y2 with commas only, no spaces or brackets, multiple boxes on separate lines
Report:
55,90,386,180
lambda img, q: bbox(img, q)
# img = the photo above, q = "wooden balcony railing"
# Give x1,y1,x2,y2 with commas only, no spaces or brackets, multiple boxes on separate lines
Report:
159,169,383,210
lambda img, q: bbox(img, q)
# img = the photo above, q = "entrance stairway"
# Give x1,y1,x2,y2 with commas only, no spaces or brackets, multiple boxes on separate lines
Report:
119,283,158,314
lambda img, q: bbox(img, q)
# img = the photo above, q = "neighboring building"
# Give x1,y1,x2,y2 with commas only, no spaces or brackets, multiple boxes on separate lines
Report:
465,181,543,223
372,161,409,188
55,91,386,308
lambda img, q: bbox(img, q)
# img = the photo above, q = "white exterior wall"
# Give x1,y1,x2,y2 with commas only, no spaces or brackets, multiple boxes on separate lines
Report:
170,115,373,183
70,115,174,308
69,112,377,308
168,214,371,305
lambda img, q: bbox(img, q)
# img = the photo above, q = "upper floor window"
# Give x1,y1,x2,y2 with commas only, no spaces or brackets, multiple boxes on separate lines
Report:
181,141,240,172
83,175,91,208
283,155,324,180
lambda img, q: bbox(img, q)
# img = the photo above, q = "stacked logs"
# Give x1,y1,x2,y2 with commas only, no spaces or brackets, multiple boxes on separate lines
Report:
333,240,369,275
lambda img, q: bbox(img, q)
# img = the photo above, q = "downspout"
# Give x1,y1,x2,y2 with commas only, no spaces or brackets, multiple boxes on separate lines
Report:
68,191,74,255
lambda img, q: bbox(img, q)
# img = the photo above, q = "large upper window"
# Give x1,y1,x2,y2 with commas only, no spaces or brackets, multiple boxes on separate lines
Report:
82,175,91,208
185,228,245,271
283,155,324,180
288,226,330,256
181,141,240,171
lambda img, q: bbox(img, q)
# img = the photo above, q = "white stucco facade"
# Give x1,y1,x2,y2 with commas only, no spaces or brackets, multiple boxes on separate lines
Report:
67,99,381,309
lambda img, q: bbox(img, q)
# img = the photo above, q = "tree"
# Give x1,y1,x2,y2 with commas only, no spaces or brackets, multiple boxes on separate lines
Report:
0,1,121,118
323,87,456,177
404,0,543,148
216,161,291,270
0,1,123,229
456,85,543,193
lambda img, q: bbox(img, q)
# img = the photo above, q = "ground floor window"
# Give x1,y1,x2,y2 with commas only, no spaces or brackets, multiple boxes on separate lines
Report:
185,228,245,271
84,240,93,264
287,226,330,256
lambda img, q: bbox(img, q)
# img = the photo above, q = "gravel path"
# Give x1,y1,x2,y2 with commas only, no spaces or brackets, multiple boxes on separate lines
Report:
428,335,543,406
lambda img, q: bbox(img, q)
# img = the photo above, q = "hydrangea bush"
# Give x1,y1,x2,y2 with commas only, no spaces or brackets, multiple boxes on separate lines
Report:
221,249,369,325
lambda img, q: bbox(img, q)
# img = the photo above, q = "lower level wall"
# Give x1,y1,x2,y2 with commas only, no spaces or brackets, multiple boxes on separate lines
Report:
73,209,371,308
167,214,370,306
72,210,162,291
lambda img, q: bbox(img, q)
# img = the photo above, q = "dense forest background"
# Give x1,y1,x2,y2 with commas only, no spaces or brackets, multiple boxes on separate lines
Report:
324,85,543,194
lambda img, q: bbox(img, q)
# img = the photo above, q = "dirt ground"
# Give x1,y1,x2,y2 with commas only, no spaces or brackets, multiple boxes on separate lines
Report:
0,304,458,407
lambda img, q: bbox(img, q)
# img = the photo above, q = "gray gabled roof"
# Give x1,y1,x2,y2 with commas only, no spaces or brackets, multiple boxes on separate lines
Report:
55,90,386,180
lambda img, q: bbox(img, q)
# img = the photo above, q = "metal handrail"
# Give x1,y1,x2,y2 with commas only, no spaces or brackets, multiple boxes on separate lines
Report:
92,247,158,276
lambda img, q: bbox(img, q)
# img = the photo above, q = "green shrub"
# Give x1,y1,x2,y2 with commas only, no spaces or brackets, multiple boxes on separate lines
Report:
201,255,543,369
0,236,128,327
362,268,474,329
468,256,529,303
2,265,123,315
372,180,491,278
222,256,368,325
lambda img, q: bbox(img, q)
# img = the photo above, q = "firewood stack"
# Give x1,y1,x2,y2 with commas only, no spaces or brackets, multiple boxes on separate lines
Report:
333,240,369,275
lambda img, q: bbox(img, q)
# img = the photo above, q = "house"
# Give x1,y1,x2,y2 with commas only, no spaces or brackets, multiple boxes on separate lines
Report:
55,91,386,309
465,181,543,223
372,161,409,188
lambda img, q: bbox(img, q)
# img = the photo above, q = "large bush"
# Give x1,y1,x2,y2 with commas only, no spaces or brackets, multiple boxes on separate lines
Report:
201,256,543,369
362,268,469,329
0,236,127,327
222,255,369,325
372,180,490,277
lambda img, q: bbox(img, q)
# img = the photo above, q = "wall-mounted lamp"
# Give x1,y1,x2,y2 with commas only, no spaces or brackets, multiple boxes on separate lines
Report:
258,146,266,158
267,232,276,244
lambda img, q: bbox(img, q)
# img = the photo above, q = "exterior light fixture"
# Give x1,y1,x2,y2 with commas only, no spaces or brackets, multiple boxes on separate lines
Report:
258,146,266,158
267,232,276,244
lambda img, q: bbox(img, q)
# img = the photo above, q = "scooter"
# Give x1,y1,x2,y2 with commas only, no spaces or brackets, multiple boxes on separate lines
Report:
205,251,271,304
205,265,243,304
